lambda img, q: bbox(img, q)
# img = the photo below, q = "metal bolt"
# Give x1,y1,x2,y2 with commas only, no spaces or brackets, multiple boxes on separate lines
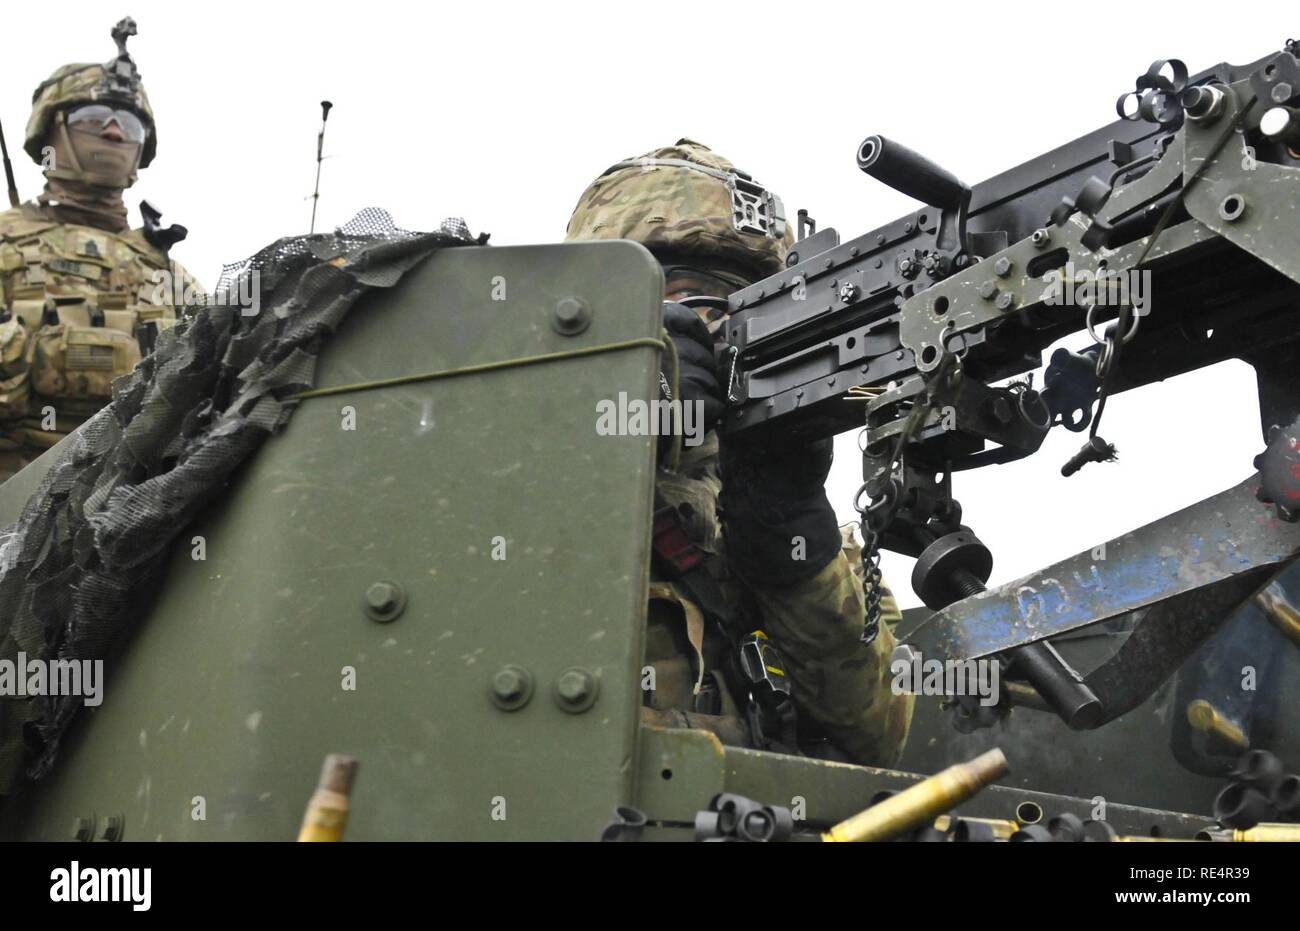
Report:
551,297,591,336
979,280,999,300
366,582,396,612
994,257,1014,278
72,816,95,842
490,665,533,711
1182,84,1226,123
557,671,587,701
995,291,1017,311
1274,82,1294,104
1031,228,1051,248
494,669,525,701
364,580,406,622
553,667,599,713
839,281,859,303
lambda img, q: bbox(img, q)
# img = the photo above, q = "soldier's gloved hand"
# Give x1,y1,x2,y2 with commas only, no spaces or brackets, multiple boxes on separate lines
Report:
719,431,842,588
661,301,725,434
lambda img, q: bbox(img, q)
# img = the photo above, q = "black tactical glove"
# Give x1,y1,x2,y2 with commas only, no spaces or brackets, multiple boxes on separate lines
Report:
661,301,725,434
719,431,842,588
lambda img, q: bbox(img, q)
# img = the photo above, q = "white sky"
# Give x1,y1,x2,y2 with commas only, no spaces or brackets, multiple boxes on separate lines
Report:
4,1,1277,605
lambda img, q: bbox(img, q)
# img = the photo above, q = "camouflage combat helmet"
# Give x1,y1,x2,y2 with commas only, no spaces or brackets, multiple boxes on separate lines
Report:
24,17,157,169
565,139,792,282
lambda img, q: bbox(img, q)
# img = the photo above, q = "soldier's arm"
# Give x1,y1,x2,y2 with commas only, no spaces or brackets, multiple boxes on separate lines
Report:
719,434,913,766
742,549,913,766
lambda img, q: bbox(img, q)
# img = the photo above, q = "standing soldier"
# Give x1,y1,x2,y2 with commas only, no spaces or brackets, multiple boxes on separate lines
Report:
0,18,200,482
566,139,913,766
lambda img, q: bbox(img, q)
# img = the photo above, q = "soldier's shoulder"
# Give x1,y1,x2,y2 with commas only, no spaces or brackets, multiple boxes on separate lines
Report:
121,230,203,289
0,203,59,241
121,226,170,261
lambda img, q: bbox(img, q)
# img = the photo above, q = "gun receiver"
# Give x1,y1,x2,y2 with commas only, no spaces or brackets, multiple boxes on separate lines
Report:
723,49,1300,453
723,43,1300,734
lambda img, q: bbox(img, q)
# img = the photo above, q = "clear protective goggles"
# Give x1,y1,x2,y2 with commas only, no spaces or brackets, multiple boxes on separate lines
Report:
64,104,147,143
661,265,750,301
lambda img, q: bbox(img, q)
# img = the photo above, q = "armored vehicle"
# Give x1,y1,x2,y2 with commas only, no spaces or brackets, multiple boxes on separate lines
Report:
2,41,1300,842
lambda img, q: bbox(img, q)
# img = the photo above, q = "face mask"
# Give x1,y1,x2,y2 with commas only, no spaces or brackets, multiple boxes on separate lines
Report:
48,115,142,189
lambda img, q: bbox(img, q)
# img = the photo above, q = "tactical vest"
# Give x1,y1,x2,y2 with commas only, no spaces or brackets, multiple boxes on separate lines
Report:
0,203,197,461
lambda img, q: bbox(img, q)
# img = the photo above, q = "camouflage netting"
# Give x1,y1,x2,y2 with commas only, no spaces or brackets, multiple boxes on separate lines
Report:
0,208,483,794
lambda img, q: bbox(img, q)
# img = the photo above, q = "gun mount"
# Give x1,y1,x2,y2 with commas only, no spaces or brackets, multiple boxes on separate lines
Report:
723,44,1300,741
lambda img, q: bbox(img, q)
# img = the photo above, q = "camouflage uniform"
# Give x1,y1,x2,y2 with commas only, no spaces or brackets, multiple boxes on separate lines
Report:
0,21,199,482
566,140,913,766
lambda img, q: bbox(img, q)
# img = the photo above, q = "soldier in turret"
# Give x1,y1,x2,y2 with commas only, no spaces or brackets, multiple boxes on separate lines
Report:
567,140,913,764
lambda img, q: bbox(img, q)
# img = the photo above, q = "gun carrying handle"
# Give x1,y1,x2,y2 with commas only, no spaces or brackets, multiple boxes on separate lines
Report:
857,134,970,211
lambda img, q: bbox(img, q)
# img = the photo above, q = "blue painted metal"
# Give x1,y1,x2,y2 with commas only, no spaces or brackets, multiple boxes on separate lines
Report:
907,476,1300,661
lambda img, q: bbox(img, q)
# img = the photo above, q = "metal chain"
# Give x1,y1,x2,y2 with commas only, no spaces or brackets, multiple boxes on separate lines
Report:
854,354,960,643
856,483,897,645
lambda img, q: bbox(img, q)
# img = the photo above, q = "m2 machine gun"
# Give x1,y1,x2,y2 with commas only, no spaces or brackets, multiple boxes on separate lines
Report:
722,43,1300,760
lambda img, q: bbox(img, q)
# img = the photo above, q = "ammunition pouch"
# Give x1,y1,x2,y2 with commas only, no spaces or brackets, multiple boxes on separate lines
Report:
29,298,142,415
0,317,32,422
133,304,175,357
